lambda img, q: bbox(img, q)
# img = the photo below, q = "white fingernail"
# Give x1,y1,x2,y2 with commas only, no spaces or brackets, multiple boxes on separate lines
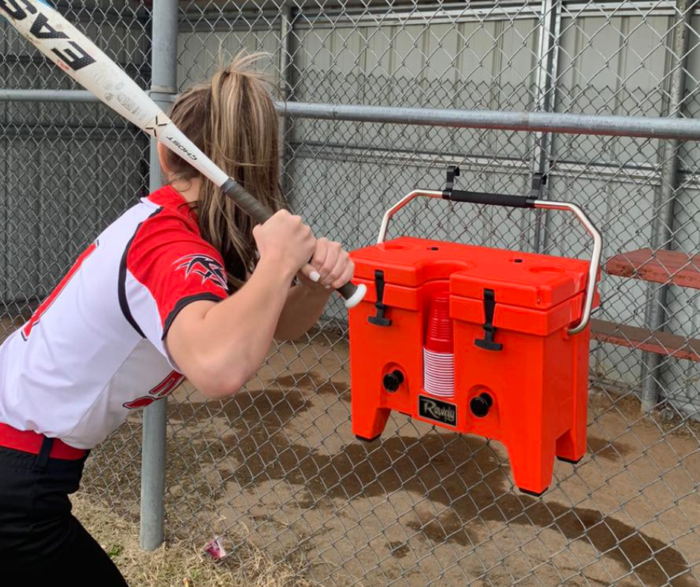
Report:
325,285,331,289
310,271,321,282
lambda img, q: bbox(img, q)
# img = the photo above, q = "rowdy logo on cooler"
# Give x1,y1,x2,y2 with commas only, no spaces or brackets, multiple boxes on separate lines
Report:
418,396,457,426
174,254,228,291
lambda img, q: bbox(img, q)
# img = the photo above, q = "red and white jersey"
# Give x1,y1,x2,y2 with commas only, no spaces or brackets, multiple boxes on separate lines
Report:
0,186,229,449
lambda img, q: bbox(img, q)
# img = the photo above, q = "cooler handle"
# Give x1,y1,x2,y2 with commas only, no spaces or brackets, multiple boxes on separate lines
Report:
446,190,537,208
376,190,602,336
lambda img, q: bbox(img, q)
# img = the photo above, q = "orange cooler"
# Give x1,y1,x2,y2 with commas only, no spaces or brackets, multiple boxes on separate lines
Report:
348,177,601,496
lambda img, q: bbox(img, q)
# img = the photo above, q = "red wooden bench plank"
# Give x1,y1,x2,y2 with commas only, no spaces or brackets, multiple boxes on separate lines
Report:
605,248,700,289
591,319,700,362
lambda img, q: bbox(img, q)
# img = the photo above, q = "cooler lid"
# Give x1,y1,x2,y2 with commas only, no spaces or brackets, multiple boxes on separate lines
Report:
450,251,589,309
351,236,590,309
350,237,477,287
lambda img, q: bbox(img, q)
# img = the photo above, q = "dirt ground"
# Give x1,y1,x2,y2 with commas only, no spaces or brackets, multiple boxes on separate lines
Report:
79,330,700,587
72,493,312,587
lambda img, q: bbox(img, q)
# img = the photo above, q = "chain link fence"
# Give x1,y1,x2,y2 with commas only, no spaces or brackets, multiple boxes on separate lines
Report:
2,0,700,585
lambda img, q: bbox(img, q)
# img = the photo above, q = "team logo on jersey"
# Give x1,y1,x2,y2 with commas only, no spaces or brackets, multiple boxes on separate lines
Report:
174,254,228,291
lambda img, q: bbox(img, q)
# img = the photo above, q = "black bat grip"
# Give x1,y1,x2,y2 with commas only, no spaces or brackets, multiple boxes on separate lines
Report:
444,190,537,208
222,178,273,223
221,179,363,306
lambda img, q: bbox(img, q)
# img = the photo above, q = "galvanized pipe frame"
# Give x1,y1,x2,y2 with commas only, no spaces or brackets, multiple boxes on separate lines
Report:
278,102,700,140
2,92,699,139
640,0,696,413
172,4,700,38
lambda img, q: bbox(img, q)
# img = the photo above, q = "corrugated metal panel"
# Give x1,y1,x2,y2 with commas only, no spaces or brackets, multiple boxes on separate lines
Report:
291,151,533,251
289,14,542,256
3,139,43,301
177,31,281,91
0,5,149,305
679,14,700,171
0,137,146,301
293,17,541,159
553,13,669,166
36,138,75,298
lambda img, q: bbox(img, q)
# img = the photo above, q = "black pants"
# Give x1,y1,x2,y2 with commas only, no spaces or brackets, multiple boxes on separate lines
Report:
0,439,129,586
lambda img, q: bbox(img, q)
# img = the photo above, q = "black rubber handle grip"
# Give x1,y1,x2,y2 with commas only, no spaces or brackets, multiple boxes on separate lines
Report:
444,190,536,208
221,179,362,304
221,178,274,224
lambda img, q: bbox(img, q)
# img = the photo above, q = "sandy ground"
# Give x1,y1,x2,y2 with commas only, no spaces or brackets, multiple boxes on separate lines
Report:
80,330,700,587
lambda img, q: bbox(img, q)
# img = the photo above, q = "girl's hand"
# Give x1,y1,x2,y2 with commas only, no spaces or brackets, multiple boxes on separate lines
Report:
253,210,316,278
301,238,355,291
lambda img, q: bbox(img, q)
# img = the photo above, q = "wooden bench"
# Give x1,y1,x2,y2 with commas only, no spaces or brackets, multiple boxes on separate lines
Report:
590,319,700,362
605,248,700,289
590,248,700,362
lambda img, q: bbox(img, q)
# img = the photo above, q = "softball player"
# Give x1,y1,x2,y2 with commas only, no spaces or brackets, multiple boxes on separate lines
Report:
0,55,354,585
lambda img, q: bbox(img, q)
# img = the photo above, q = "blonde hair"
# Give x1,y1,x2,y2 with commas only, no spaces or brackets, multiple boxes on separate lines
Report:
164,53,284,290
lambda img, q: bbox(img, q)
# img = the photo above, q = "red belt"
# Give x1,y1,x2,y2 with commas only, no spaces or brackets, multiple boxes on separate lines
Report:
0,423,87,461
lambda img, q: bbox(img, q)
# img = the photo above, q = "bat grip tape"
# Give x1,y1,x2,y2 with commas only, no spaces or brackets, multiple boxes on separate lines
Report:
221,178,273,223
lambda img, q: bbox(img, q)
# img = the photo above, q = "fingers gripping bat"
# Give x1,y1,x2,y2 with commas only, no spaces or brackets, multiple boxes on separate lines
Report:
0,0,366,308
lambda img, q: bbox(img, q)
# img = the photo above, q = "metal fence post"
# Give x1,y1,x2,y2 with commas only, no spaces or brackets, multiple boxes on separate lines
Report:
140,0,179,552
279,2,298,202
640,0,694,413
531,0,562,254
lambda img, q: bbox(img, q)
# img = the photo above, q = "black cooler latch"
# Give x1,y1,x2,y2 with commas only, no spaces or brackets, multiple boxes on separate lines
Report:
368,270,392,327
475,289,503,351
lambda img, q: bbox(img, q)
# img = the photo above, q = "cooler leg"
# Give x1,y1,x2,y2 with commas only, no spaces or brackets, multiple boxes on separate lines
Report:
555,426,586,464
352,405,390,442
507,437,557,497
556,332,590,464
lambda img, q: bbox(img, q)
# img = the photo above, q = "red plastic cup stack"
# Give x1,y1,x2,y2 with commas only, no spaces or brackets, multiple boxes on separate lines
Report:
423,293,455,399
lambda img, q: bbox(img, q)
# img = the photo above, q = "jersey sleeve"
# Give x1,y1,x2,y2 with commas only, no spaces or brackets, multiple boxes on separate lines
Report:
120,210,229,362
